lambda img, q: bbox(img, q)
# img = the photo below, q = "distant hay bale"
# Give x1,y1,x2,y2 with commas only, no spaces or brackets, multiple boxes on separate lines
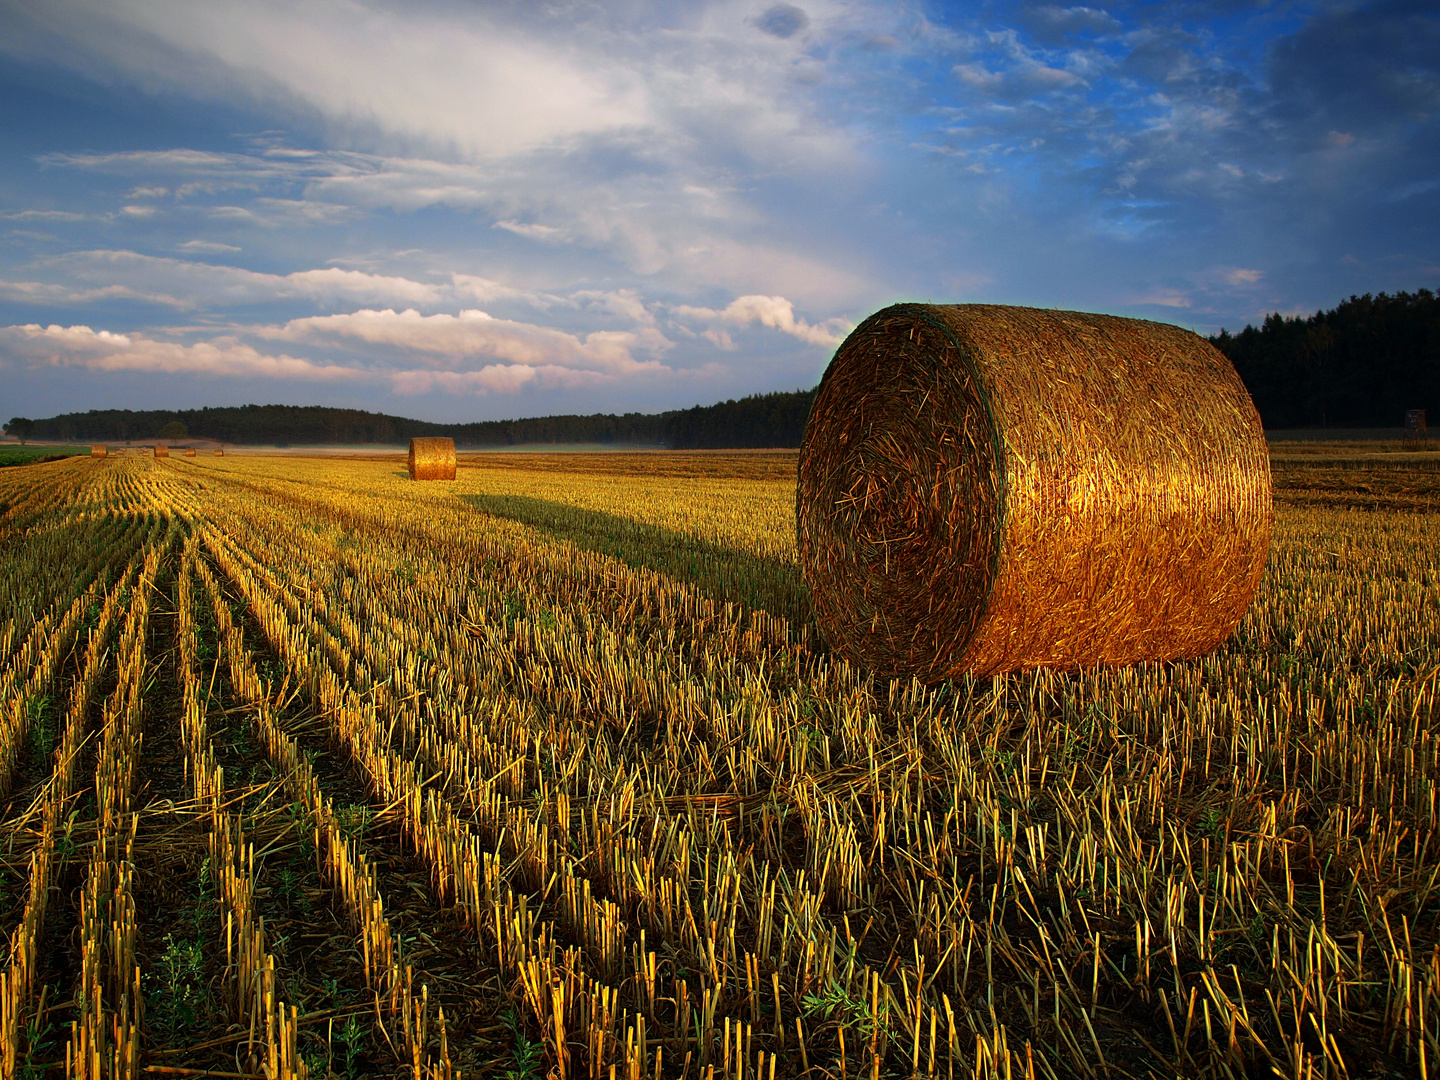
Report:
154,445,169,458
184,447,196,457
215,447,224,456
90,444,106,459
797,303,1272,681
408,437,456,481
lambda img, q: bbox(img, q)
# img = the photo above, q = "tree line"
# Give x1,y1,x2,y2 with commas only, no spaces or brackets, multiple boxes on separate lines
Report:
6,390,817,449
1210,288,1439,429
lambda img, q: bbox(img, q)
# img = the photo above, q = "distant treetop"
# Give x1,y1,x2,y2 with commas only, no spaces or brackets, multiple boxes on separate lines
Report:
1211,288,1439,429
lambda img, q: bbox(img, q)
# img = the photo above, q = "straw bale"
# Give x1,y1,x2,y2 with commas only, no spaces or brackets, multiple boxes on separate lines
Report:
797,303,1272,681
214,447,224,456
90,444,107,459
184,447,196,457
154,445,169,458
408,437,457,481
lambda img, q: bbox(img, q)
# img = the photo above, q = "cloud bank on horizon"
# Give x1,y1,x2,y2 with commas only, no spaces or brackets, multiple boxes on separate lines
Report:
0,0,1436,422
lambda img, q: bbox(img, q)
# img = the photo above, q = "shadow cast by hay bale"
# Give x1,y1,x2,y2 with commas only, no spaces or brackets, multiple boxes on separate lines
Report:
461,493,810,628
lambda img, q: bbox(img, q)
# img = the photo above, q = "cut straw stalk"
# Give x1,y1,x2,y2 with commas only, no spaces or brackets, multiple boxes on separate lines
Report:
408,437,456,481
797,303,1273,680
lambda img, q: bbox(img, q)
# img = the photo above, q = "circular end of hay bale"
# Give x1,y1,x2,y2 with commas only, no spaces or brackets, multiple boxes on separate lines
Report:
798,308,1004,681
90,444,107,458
408,437,456,481
798,303,1272,681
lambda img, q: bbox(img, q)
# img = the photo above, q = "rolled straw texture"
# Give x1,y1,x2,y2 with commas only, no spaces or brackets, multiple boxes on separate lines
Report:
797,303,1272,681
214,448,224,456
408,437,456,481
89,444,107,459
153,445,169,458
184,447,196,457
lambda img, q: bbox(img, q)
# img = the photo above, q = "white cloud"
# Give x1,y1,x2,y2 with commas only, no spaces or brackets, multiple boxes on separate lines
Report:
0,279,188,307
493,220,568,243
672,295,850,346
264,307,672,376
177,240,242,253
0,314,673,399
20,1,651,161
11,0,877,304
207,198,355,227
0,209,87,221
39,250,446,309
1129,288,1192,308
0,322,359,380
391,364,603,396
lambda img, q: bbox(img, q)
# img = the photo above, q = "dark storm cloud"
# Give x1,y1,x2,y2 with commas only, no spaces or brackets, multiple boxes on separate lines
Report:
754,4,809,39
1267,0,1440,142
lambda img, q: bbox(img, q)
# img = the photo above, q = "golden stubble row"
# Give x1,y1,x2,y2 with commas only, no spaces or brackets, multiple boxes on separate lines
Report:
67,540,164,1080
177,539,310,1080
0,554,142,1078
193,545,456,1078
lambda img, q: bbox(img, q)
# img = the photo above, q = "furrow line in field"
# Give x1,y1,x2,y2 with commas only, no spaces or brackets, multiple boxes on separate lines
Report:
67,541,162,1079
195,546,457,1079
0,557,138,1077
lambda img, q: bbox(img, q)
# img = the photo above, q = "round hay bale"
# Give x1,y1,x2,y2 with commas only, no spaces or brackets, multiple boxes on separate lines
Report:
408,437,456,481
214,447,224,456
90,444,107,459
797,303,1272,681
184,447,196,457
153,445,169,458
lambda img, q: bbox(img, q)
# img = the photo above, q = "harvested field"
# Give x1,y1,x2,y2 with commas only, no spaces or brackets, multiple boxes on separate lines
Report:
0,446,1433,1079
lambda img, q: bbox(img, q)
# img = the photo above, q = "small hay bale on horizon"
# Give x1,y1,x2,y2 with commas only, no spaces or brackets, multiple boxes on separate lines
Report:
154,445,169,458
797,302,1272,682
408,437,457,481
90,444,106,458
184,447,196,457
215,447,224,456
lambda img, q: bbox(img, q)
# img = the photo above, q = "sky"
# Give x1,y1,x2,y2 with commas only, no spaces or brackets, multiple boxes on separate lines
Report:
1,0,1436,424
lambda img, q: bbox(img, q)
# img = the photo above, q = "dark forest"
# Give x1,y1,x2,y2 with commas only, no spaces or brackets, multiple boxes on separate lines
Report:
15,390,817,450
1210,288,1438,429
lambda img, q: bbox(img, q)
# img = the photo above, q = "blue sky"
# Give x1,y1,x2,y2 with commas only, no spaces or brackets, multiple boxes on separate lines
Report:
1,0,1436,423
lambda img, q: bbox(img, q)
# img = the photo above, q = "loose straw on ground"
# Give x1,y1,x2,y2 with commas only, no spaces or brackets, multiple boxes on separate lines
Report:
797,302,1272,681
